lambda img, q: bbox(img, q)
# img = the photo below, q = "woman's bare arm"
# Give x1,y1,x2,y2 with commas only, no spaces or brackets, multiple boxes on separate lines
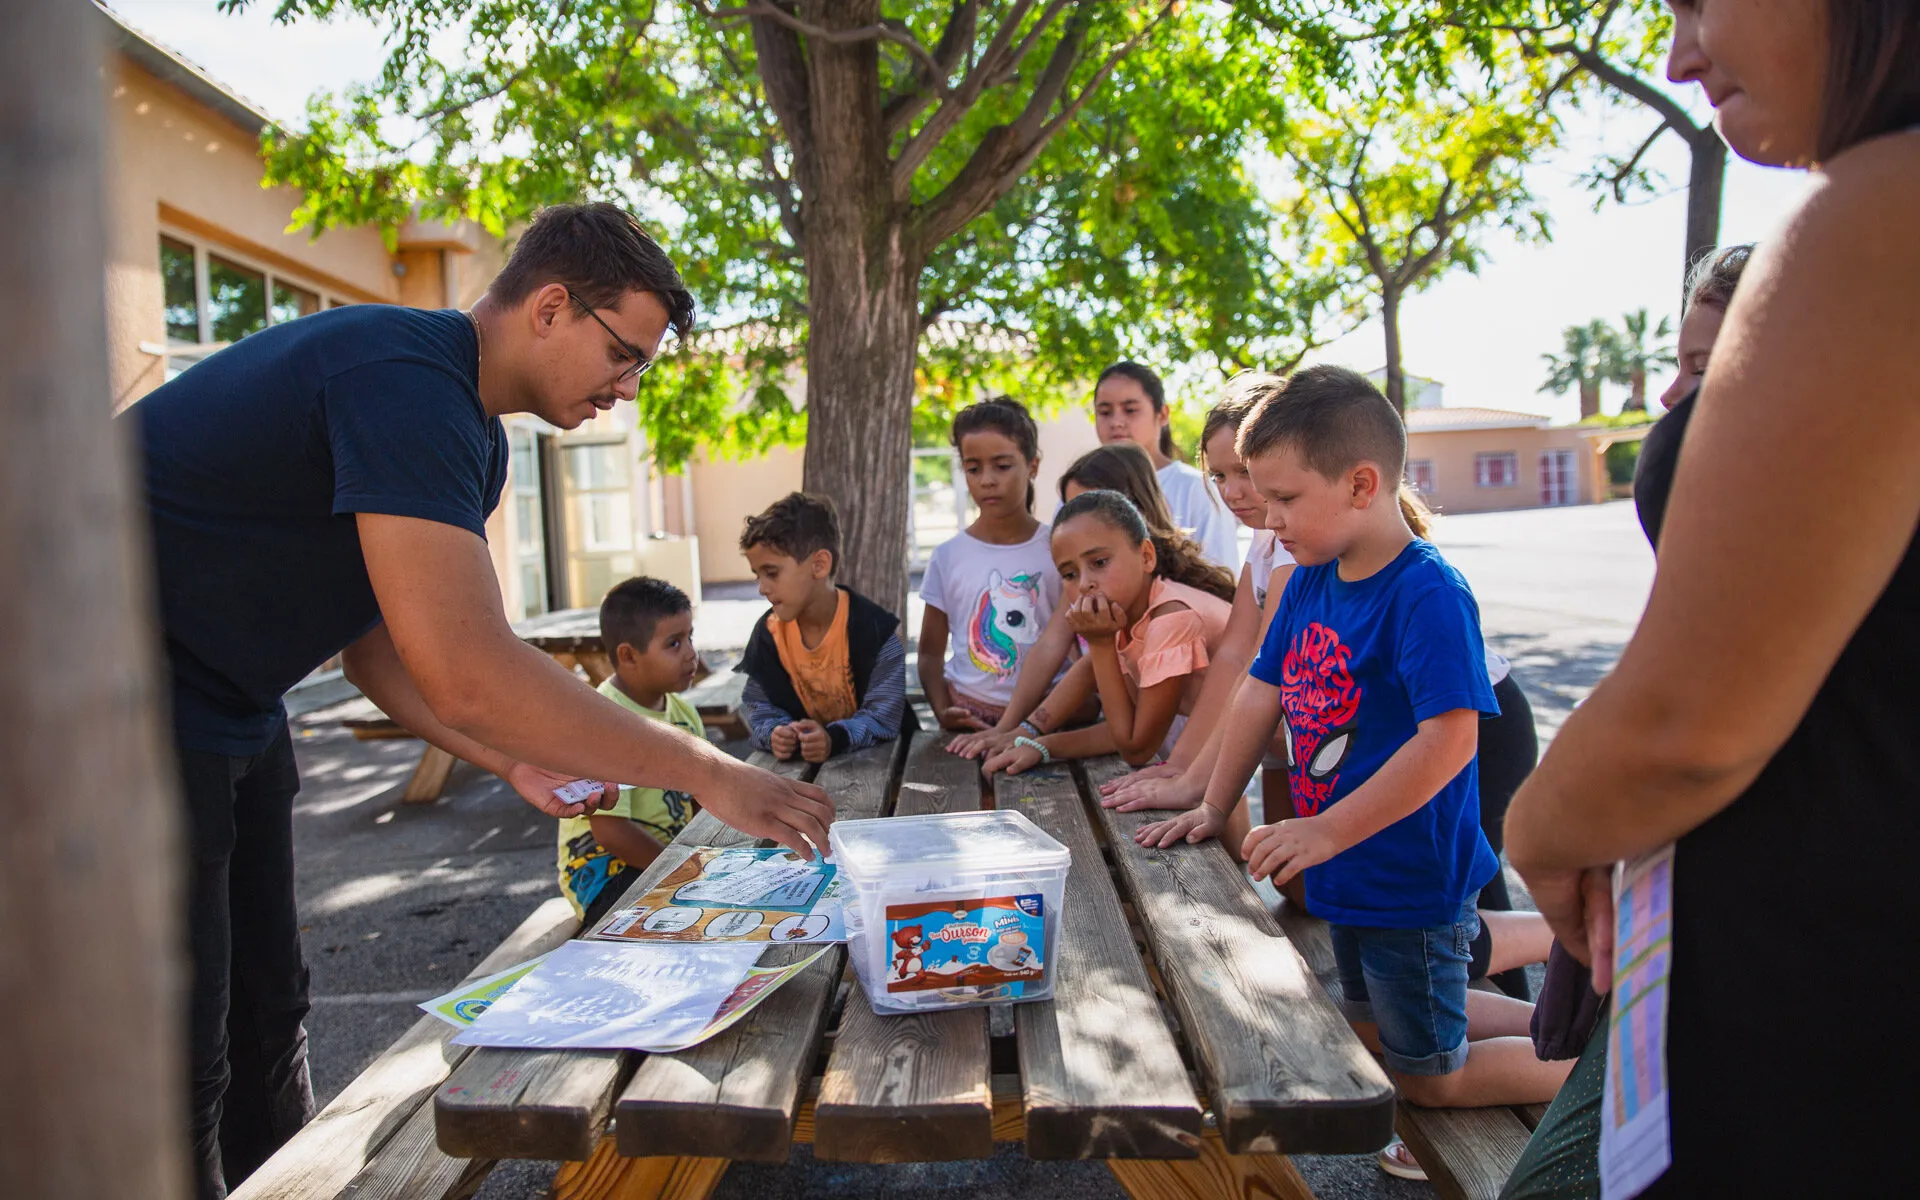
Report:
1506,140,1920,877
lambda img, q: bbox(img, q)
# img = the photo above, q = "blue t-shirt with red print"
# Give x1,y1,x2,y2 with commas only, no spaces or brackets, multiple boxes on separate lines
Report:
1249,538,1500,928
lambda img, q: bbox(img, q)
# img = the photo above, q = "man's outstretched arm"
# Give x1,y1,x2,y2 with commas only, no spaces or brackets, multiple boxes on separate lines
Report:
356,512,833,856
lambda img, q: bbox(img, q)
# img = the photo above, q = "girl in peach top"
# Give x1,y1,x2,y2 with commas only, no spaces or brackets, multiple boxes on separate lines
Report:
985,488,1232,776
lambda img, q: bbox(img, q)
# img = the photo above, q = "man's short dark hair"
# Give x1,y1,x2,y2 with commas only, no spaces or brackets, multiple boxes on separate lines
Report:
490,202,696,341
1237,365,1406,482
599,576,692,655
739,492,840,577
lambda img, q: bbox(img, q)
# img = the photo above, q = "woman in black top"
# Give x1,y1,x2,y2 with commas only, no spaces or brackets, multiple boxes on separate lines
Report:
1502,2,1920,1196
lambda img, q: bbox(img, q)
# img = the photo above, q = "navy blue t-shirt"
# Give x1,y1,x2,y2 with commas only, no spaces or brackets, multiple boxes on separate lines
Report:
1249,539,1500,928
126,305,506,755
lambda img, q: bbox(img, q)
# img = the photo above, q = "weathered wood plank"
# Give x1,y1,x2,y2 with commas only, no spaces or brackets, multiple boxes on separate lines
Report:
995,767,1203,1159
612,738,904,1162
1105,1127,1317,1200
230,897,580,1200
402,745,460,803
1081,758,1396,1156
813,734,996,1163
1396,1105,1533,1200
335,1102,491,1200
434,753,809,1162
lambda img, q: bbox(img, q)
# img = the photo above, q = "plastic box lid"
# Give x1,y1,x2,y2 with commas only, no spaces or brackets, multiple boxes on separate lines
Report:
830,809,1070,881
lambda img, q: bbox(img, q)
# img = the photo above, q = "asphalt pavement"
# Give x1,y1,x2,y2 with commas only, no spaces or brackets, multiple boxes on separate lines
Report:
288,500,1653,1200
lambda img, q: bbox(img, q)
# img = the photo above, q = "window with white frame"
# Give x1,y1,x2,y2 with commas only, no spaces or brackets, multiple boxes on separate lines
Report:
1475,451,1519,488
158,232,337,380
1406,459,1436,494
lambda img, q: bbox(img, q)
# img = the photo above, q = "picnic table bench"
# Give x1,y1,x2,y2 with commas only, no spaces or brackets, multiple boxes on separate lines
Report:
352,607,749,804
240,735,1399,1199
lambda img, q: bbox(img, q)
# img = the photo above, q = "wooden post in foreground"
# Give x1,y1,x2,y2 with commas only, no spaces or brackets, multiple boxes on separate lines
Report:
0,2,186,1197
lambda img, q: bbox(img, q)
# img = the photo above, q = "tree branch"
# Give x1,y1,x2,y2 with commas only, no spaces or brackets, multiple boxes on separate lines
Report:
704,1,949,89
890,0,1039,195
1550,40,1702,136
745,7,817,201
1597,120,1669,201
883,0,978,136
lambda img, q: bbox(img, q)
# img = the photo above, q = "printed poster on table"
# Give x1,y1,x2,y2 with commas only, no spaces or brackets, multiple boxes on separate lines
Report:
450,940,829,1052
419,953,551,1028
591,846,845,945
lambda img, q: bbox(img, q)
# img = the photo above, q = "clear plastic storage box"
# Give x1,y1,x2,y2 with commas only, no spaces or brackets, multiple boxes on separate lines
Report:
830,809,1071,1013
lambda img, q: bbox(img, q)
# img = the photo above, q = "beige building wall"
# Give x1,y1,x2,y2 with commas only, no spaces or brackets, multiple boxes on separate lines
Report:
103,57,401,411
1406,425,1600,516
690,445,806,583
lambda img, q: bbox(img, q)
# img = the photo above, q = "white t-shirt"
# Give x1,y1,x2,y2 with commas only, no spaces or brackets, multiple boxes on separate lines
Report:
1156,460,1241,570
1245,529,1298,608
919,525,1063,708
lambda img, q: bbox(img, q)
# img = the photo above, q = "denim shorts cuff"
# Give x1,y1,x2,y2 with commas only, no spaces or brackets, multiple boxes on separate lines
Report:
1382,1037,1470,1077
1335,994,1374,1024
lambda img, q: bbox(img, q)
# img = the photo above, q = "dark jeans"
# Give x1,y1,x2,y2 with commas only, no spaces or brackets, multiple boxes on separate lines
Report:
179,723,315,1200
1469,673,1540,999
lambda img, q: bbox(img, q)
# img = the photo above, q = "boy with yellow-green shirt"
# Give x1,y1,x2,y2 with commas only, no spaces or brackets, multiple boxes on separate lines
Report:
557,577,705,922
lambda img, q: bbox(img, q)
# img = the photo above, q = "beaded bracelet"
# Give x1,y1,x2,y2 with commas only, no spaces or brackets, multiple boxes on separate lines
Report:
1018,718,1043,737
1012,735,1052,764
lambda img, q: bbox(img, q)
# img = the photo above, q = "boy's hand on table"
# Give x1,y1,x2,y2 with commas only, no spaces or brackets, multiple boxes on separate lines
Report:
793,719,831,763
1243,816,1339,886
1135,802,1225,847
982,740,1044,778
1066,593,1127,640
503,762,617,818
703,758,834,860
769,723,800,760
939,706,990,732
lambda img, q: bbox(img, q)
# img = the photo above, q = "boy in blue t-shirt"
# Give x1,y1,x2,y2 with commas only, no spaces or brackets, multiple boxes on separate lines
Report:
1140,366,1572,1112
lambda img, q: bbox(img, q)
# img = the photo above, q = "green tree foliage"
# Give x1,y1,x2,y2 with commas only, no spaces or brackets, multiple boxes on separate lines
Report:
1539,317,1617,419
1603,306,1675,411
229,0,1363,607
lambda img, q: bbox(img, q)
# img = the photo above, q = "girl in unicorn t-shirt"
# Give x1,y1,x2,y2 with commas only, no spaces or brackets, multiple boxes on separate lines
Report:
918,398,1063,730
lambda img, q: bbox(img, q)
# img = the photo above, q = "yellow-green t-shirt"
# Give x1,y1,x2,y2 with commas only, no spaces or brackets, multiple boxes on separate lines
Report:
555,681,704,916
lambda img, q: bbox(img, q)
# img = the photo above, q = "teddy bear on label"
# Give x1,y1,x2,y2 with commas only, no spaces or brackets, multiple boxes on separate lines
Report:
891,927,929,984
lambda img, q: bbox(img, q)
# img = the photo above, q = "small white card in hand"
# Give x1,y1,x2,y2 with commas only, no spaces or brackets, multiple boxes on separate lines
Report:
553,779,609,807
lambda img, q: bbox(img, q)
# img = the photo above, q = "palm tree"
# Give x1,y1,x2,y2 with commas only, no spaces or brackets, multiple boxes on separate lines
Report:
1540,319,1617,420
1605,308,1678,411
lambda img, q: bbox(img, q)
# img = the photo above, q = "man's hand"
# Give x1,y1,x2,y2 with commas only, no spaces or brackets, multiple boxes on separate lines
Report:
769,723,800,760
1100,765,1200,811
701,759,835,860
1066,593,1128,641
1242,816,1341,886
794,719,831,764
1136,802,1226,847
949,726,1017,759
939,706,989,732
503,762,617,818
982,740,1044,778
1525,864,1617,991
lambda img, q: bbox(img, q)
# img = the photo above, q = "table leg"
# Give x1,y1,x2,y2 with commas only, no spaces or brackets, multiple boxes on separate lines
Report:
576,652,613,687
1107,1127,1317,1200
549,1138,728,1200
402,745,459,804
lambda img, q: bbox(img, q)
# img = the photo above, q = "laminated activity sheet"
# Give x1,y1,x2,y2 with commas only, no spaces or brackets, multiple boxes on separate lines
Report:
592,846,846,944
451,940,829,1052
419,953,551,1028
1600,842,1676,1200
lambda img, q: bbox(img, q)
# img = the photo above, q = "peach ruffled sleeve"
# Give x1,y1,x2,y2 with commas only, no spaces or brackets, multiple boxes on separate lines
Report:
1122,608,1212,690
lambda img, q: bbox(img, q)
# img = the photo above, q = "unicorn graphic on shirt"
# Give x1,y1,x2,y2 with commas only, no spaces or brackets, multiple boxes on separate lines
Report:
967,571,1042,677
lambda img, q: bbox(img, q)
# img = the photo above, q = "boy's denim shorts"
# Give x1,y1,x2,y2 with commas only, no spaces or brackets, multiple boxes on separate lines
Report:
1329,899,1478,1076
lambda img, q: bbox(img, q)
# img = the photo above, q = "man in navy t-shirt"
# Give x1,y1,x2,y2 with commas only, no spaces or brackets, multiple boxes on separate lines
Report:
1139,366,1572,1127
126,203,833,1199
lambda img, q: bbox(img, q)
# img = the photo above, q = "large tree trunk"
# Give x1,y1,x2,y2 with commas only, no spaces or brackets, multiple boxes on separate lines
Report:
1,2,185,1196
1683,129,1728,288
1578,379,1602,420
793,0,921,620
1380,285,1406,416
1626,367,1648,412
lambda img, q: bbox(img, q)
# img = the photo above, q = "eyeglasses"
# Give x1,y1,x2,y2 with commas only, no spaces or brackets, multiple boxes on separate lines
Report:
568,292,654,383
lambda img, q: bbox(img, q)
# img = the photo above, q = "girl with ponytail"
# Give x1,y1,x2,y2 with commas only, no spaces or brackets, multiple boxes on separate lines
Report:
1093,362,1241,569
981,487,1233,777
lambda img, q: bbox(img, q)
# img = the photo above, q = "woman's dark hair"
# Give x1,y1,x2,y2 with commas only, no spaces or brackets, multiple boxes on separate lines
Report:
1683,243,1755,317
1096,361,1180,461
491,202,696,340
1053,488,1237,603
951,396,1041,513
1818,2,1920,161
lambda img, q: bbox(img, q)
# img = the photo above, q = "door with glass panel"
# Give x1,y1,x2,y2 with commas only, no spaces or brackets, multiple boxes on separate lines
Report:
559,440,637,609
1539,448,1576,507
508,425,550,618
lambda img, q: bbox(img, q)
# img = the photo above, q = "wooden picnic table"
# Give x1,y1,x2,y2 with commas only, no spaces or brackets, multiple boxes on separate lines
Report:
429,735,1396,1199
372,608,749,803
